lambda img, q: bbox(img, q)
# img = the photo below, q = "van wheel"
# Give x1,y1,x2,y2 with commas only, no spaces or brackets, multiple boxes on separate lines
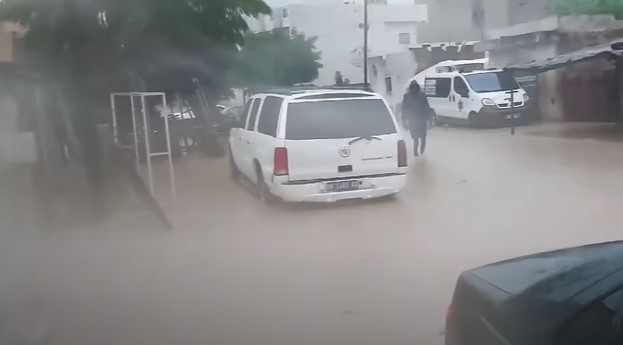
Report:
468,112,479,127
229,147,241,183
255,165,275,205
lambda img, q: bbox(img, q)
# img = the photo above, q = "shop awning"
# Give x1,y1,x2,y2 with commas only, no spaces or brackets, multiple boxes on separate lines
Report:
504,40,623,73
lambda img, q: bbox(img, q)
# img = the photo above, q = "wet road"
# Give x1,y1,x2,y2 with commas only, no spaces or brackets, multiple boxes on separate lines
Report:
3,126,623,345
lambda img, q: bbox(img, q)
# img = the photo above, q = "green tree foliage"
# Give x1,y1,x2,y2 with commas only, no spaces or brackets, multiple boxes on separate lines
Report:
552,0,623,19
0,0,270,207
334,71,345,86
0,0,271,97
235,29,322,88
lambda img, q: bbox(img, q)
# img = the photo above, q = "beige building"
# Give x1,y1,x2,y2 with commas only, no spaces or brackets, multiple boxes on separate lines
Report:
0,22,23,63
413,0,554,43
478,16,623,121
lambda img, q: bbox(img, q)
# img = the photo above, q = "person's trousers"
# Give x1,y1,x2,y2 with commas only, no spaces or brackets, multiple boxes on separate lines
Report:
409,120,428,154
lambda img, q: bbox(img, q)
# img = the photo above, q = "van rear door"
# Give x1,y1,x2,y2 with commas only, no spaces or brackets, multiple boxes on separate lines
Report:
284,97,400,181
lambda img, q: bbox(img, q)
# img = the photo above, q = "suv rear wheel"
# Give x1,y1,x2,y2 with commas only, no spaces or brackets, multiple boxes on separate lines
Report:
229,147,241,183
255,164,275,205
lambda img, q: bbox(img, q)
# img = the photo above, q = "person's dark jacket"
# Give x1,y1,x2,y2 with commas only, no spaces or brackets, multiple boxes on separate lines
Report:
401,86,431,127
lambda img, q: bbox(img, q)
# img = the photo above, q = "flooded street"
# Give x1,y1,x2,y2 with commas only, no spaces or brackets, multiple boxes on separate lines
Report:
3,126,623,345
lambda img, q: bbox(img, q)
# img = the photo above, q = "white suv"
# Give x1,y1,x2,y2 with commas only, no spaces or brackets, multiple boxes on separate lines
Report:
228,89,408,203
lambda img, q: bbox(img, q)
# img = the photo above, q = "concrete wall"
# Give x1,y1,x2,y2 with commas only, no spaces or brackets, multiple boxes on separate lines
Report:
487,41,558,68
414,0,484,42
0,23,16,62
413,0,548,43
505,0,553,27
0,88,38,174
369,51,418,111
538,69,565,121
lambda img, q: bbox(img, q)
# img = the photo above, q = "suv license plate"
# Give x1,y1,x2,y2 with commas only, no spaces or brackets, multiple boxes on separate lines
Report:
326,180,360,192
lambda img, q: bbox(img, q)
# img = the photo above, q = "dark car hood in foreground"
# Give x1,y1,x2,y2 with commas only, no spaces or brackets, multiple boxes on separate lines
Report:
469,241,623,299
447,241,623,345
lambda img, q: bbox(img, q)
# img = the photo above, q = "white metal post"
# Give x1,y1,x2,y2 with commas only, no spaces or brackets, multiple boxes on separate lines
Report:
130,95,140,170
162,94,176,201
110,94,118,144
141,95,155,194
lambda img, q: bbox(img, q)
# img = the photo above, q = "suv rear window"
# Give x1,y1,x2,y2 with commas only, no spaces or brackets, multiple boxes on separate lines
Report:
285,99,396,140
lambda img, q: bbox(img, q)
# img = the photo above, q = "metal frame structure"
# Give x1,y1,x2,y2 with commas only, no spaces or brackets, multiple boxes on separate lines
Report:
110,92,176,201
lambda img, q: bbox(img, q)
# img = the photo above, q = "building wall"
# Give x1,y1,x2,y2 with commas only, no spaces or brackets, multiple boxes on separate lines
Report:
250,2,426,86
414,0,483,42
487,41,558,68
0,23,17,63
369,51,418,111
413,0,553,43
505,0,553,27
483,16,623,121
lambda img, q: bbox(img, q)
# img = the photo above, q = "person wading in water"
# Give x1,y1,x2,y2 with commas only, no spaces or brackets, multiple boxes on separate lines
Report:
401,81,432,157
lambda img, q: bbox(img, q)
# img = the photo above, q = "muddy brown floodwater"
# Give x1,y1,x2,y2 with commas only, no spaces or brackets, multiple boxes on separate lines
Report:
2,125,623,345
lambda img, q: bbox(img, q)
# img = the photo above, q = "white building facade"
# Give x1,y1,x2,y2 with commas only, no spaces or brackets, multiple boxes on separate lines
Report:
247,0,427,86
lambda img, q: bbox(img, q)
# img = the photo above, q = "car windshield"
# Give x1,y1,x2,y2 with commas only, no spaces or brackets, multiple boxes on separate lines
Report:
465,72,520,93
285,98,396,140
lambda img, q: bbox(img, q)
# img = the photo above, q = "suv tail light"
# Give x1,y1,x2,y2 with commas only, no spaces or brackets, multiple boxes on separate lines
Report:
397,140,407,167
273,147,289,176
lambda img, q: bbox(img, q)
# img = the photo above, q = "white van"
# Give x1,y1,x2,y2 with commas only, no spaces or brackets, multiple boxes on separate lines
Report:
228,89,408,203
423,70,529,126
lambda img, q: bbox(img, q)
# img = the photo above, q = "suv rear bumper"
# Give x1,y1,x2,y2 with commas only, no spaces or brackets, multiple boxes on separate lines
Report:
271,173,407,203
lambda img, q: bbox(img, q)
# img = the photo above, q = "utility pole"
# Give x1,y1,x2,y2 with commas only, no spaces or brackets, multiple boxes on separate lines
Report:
363,0,369,90
506,89,518,136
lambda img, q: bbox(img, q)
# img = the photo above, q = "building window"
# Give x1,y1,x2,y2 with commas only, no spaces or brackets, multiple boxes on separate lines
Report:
398,33,410,45
385,76,393,95
281,7,289,18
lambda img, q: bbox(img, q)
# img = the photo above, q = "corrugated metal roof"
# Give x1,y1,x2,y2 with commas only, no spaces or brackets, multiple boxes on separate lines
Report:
504,40,623,73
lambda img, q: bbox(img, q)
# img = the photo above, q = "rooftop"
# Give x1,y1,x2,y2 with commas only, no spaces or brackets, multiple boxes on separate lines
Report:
505,40,623,73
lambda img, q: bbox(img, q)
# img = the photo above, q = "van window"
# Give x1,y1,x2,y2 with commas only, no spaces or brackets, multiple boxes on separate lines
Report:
285,99,396,140
257,96,283,137
465,72,519,93
454,77,470,98
424,78,451,98
246,98,262,131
